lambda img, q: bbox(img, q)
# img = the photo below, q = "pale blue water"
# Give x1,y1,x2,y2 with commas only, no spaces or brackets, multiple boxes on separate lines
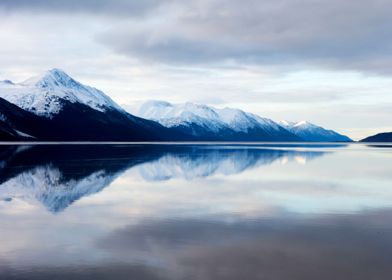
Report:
0,143,391,279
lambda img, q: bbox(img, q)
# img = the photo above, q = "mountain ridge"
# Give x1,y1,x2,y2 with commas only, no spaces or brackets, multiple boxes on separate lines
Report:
134,100,301,141
0,69,353,142
132,100,352,142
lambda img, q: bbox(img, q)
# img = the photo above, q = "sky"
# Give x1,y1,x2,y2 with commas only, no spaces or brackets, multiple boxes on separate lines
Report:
0,0,391,140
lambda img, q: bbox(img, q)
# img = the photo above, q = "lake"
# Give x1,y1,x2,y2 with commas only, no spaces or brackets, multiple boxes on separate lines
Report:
0,143,391,279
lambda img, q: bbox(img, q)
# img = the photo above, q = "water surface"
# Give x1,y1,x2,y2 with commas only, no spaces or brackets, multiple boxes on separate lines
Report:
0,143,391,279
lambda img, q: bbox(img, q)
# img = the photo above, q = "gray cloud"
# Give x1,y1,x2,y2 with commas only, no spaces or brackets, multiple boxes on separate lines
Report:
2,0,392,73
0,0,162,16
95,0,392,73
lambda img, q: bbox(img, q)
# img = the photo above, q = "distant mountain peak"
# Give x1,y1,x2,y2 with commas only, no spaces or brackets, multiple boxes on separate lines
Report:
279,120,351,142
22,68,81,89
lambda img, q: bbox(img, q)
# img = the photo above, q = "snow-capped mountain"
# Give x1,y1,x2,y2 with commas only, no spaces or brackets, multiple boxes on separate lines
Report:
0,68,122,118
0,69,184,141
133,100,301,141
279,120,352,142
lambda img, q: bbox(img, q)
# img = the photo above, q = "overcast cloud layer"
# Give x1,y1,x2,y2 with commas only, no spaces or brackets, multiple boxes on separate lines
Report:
0,0,391,139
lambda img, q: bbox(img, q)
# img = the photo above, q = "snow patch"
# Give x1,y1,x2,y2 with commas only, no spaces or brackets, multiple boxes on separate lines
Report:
15,129,35,138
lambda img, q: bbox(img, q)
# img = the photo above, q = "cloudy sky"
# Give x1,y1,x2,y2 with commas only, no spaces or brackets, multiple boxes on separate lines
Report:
0,0,391,139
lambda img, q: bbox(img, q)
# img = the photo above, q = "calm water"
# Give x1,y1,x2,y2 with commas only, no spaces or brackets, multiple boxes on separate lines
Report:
0,143,391,279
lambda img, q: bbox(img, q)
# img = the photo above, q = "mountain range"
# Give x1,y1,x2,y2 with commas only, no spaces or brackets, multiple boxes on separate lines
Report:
133,100,352,142
134,100,301,141
0,69,353,142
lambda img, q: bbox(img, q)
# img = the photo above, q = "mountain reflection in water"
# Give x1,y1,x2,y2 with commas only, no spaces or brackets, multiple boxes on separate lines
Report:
0,144,327,212
0,143,391,280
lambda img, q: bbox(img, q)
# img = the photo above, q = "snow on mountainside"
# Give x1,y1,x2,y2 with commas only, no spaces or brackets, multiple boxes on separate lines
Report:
135,100,289,136
0,69,123,117
138,101,226,132
279,120,352,142
133,100,350,142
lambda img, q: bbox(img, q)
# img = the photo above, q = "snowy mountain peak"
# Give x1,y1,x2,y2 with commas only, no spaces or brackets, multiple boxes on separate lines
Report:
294,120,310,126
22,68,84,90
280,120,313,128
279,120,351,142
0,69,123,117
292,121,317,129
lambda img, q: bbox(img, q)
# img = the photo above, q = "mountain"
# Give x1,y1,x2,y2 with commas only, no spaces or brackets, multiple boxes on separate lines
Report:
0,68,122,117
0,69,184,141
360,132,392,142
133,100,301,141
278,120,352,142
